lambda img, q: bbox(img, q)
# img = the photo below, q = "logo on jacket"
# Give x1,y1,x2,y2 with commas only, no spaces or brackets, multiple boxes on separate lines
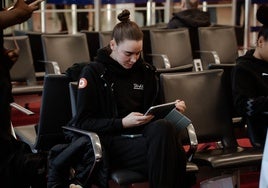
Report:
78,78,87,89
133,83,144,90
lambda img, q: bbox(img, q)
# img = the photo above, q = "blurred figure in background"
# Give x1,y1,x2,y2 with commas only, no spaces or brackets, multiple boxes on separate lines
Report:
167,0,210,59
232,5,268,148
167,0,210,29
0,0,47,187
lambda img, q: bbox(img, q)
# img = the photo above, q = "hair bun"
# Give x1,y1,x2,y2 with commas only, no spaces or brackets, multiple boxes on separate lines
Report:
117,9,130,22
257,5,268,26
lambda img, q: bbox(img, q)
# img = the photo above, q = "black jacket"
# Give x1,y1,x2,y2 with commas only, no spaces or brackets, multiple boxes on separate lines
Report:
63,47,159,187
232,49,268,146
67,46,159,135
167,9,210,29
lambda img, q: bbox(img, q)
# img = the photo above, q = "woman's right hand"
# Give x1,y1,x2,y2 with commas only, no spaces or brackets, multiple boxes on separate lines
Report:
122,112,154,128
13,0,38,23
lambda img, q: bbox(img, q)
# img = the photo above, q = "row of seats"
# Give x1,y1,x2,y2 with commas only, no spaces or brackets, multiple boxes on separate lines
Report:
9,24,243,78
7,26,261,186
7,26,246,127
14,69,263,187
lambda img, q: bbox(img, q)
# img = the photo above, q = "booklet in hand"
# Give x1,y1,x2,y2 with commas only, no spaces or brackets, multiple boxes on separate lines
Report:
144,102,176,118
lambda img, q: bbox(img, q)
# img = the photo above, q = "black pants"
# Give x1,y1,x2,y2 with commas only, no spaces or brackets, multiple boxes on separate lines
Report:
103,119,187,188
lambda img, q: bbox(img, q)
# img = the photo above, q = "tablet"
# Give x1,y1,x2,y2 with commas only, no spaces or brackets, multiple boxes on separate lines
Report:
144,102,176,118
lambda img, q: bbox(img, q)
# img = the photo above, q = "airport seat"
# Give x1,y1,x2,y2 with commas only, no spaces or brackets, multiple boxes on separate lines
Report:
149,28,194,73
80,30,100,61
14,74,102,187
160,69,263,186
68,82,199,187
13,30,68,78
197,26,239,70
26,31,68,77
14,74,72,152
4,35,43,96
98,31,112,48
208,64,246,131
41,33,90,74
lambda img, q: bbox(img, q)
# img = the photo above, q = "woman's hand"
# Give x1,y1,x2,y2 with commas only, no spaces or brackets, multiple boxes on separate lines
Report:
13,0,38,23
175,99,186,113
122,112,154,128
5,49,19,62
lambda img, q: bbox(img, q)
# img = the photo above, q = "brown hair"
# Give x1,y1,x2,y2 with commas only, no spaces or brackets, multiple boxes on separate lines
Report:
112,9,143,45
257,5,268,41
184,0,199,9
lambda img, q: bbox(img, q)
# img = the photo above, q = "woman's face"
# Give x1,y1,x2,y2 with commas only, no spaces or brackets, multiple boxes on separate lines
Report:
110,39,143,69
255,36,268,62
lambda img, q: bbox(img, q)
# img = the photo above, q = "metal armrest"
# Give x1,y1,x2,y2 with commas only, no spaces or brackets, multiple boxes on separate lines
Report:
186,123,198,161
62,126,102,162
10,102,35,115
165,108,198,161
148,53,171,69
39,60,61,75
196,50,221,64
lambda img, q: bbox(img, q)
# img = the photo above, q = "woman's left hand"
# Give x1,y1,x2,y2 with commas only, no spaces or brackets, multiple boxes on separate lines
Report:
175,99,186,113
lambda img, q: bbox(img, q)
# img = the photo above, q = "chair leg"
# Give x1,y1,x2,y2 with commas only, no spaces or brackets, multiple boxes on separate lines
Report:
10,122,16,139
232,170,240,188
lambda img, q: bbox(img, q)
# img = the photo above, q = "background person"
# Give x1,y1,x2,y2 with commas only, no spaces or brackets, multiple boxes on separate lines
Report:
0,0,37,143
167,0,210,29
167,0,210,59
0,1,47,187
66,9,188,188
232,4,268,147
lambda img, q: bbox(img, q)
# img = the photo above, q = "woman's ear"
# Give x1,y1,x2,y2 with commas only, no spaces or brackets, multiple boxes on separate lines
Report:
110,39,116,50
258,36,265,48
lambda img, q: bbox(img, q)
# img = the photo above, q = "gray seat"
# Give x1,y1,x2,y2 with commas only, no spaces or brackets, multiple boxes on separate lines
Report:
149,28,193,73
80,30,100,61
197,26,239,70
98,31,112,48
4,35,43,96
14,30,69,77
41,33,90,74
160,69,263,186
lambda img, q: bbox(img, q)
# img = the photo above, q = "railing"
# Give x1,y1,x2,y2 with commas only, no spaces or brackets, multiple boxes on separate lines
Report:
28,0,234,32
6,0,266,49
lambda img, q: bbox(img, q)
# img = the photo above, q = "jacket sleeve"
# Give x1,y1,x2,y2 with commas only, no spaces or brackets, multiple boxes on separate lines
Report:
71,65,123,134
232,64,268,117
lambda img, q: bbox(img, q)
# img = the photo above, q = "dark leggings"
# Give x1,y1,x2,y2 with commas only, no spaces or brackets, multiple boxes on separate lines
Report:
104,119,187,188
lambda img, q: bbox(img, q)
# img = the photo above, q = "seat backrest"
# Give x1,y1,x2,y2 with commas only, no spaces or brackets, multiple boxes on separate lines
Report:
208,64,238,118
141,28,153,64
99,31,112,48
80,30,100,61
26,31,69,73
34,74,72,151
149,28,193,69
42,33,90,73
4,35,37,85
198,26,238,67
160,69,237,147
